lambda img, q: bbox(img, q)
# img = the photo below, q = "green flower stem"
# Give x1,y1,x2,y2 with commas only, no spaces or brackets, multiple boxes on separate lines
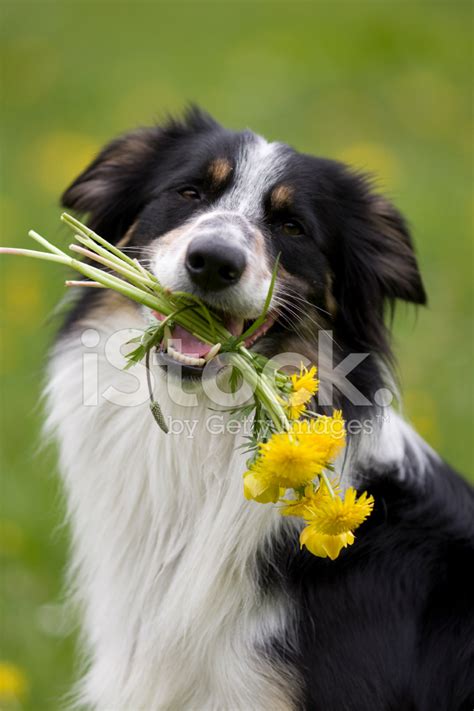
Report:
237,346,290,429
0,248,69,264
68,243,157,291
9,235,230,347
320,470,336,498
2,215,293,436
61,213,142,272
70,232,157,287
233,254,280,347
133,258,152,280
228,351,289,431
29,230,67,257
63,229,231,345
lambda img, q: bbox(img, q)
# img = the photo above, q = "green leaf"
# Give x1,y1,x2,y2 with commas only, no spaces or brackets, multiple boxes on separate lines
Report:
229,365,244,393
232,253,280,347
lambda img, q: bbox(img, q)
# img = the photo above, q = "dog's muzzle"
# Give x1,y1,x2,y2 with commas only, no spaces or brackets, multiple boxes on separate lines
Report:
185,233,247,291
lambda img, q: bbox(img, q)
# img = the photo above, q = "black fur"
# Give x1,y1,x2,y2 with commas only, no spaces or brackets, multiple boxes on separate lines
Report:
60,109,473,709
261,460,474,710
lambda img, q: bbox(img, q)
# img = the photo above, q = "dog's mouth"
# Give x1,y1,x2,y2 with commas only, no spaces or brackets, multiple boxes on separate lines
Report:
152,309,278,374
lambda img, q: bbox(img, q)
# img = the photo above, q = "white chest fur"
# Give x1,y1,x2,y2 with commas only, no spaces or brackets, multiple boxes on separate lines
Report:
45,304,299,710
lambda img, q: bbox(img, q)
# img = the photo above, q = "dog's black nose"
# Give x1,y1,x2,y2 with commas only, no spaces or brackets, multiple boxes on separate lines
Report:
185,235,246,291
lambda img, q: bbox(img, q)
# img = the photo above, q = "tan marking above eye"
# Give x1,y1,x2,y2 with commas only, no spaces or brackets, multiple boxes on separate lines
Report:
208,158,233,185
271,184,294,209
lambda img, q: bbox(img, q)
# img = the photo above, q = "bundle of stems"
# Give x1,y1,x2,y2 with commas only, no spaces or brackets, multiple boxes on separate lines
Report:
2,215,377,561
0,213,289,433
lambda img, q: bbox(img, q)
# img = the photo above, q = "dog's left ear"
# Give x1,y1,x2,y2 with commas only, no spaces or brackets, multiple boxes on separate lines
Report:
358,192,427,306
326,167,426,353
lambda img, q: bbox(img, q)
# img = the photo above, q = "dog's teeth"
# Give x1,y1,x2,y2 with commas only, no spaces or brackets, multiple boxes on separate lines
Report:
167,344,205,367
204,343,222,362
167,345,185,363
181,353,206,366
167,345,182,362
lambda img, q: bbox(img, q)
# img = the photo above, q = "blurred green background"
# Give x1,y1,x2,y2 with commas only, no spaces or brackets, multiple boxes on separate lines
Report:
0,0,472,708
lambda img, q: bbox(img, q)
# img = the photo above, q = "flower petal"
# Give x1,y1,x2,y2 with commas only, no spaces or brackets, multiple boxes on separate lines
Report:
243,473,280,503
300,526,356,560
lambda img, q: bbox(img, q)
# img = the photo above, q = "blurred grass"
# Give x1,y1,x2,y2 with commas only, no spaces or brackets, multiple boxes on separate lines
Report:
0,1,472,708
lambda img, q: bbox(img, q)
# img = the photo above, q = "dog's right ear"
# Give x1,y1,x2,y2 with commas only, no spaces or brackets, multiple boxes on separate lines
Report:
61,107,220,242
61,127,164,242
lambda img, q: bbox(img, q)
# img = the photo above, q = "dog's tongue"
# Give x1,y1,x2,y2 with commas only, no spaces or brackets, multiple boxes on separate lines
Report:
168,323,212,357
152,311,243,357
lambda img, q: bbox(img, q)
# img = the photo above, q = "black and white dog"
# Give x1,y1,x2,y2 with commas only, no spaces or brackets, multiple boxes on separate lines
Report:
46,109,473,710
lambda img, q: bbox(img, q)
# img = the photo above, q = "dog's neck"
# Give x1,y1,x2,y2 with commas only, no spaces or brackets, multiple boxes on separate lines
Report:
45,301,434,708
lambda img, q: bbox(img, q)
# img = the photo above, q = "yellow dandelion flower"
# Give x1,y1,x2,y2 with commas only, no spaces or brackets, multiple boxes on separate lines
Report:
300,526,355,560
0,662,28,700
285,394,308,421
245,411,346,496
280,484,317,517
293,411,346,463
297,486,374,559
243,468,281,504
285,365,319,420
312,409,345,436
291,364,319,398
255,426,325,489
305,487,374,536
280,480,341,518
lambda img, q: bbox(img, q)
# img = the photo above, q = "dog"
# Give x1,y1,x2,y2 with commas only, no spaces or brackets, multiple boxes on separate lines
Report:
45,108,473,710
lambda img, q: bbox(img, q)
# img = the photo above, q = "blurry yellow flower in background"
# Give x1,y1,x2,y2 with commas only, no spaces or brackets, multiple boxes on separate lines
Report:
3,264,43,325
114,81,183,126
391,70,463,141
405,389,441,451
0,520,25,557
337,142,401,190
30,131,99,196
0,195,22,237
0,662,28,701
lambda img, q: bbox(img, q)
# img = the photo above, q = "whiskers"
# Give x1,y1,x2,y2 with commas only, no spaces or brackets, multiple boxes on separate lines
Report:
276,284,332,318
272,283,341,350
118,247,339,349
120,246,156,270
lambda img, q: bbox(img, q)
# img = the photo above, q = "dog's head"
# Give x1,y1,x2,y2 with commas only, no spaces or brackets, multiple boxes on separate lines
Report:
62,108,426,381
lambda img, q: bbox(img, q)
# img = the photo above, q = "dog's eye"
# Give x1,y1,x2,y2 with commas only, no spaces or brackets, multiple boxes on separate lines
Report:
178,187,201,201
282,221,304,237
